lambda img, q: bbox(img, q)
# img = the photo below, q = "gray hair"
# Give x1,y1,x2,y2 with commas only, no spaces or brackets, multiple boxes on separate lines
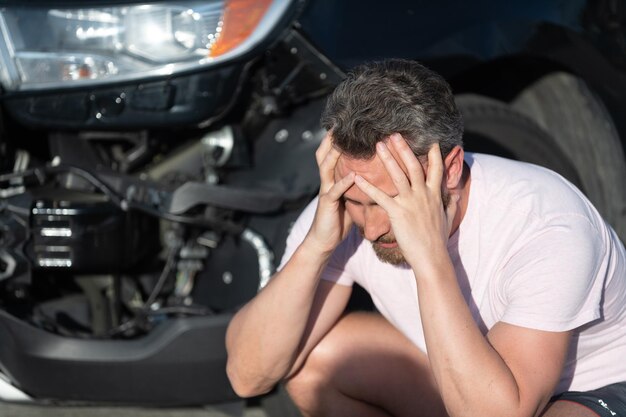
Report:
321,59,463,159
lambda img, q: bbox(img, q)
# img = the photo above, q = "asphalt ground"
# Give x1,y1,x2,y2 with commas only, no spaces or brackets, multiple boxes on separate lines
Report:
0,401,269,417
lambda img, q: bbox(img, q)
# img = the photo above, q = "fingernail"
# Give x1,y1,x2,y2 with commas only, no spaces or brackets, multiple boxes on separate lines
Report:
376,142,387,153
392,134,402,142
355,175,364,183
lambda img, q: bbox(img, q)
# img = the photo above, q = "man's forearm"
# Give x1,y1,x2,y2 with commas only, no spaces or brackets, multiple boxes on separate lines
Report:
225,240,331,397
415,259,527,417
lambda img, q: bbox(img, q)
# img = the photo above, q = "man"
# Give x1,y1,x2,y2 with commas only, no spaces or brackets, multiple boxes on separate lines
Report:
225,59,626,417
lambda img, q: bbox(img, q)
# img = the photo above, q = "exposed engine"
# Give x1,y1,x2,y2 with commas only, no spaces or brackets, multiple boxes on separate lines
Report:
0,112,323,340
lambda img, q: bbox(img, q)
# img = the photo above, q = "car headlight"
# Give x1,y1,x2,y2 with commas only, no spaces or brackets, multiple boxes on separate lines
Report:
0,0,292,92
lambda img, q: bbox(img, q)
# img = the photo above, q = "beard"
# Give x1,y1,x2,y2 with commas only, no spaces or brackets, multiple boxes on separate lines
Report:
371,232,406,265
362,188,452,266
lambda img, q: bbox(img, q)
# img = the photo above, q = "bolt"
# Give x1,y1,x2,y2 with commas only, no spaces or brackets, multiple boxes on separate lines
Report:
302,130,314,141
223,271,233,284
275,129,289,143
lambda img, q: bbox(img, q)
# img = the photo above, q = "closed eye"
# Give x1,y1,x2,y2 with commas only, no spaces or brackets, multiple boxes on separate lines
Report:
342,196,383,207
342,196,362,206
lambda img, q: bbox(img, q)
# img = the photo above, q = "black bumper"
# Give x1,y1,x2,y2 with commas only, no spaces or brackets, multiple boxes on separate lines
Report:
0,310,238,405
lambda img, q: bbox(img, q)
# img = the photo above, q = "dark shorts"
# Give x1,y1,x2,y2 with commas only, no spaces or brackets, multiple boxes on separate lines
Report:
552,381,626,417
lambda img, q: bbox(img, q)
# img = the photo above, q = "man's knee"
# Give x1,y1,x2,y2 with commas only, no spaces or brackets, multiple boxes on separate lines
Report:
284,312,445,417
284,325,342,404
284,312,375,410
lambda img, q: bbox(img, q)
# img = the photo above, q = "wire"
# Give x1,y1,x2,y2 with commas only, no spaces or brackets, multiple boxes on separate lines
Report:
143,248,177,308
126,201,244,233
1,163,246,233
47,165,124,206
0,165,123,205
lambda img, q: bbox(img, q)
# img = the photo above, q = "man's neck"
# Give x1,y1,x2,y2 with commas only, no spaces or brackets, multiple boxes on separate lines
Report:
449,162,472,236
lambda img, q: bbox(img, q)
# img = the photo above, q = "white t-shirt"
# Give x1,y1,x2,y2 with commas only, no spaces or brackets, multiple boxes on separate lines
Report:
279,153,626,394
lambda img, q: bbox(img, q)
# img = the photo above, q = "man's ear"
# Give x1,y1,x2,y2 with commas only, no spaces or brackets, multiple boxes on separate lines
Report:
444,146,465,189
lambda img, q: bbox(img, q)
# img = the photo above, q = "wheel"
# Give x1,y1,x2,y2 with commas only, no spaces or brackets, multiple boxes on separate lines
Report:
455,93,583,189
512,72,626,242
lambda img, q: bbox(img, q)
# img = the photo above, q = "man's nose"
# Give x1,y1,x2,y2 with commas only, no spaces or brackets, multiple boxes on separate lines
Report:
363,206,390,242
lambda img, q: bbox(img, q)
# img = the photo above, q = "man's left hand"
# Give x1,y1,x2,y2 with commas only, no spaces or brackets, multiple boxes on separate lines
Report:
354,134,458,273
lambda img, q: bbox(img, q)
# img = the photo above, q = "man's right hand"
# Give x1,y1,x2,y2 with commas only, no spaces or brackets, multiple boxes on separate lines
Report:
305,133,355,254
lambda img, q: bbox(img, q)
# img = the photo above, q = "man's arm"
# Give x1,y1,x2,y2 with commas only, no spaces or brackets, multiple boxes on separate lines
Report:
225,134,355,397
354,135,571,417
226,254,352,397
416,262,571,417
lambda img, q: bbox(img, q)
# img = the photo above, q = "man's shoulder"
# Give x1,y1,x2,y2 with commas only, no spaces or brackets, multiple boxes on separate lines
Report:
467,153,590,219
460,153,615,257
467,153,566,183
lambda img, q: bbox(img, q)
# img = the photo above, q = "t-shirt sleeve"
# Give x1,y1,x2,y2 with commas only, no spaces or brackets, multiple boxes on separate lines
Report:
277,197,355,287
498,216,608,332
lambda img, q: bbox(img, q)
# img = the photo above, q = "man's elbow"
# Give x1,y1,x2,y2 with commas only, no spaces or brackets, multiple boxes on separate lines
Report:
226,359,275,398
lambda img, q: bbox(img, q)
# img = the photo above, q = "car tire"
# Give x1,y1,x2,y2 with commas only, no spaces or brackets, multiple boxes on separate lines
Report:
512,72,626,241
455,93,583,189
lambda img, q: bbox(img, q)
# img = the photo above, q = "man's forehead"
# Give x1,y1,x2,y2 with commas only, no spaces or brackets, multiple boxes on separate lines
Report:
335,154,380,176
335,153,399,198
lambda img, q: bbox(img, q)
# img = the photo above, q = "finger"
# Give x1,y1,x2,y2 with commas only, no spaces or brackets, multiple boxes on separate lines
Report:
327,172,356,200
376,141,411,193
354,175,394,211
426,143,444,191
319,146,342,192
384,136,410,178
315,132,333,166
389,134,426,187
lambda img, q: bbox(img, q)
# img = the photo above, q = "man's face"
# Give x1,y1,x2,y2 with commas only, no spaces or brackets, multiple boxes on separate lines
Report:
335,152,405,265
335,147,452,266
